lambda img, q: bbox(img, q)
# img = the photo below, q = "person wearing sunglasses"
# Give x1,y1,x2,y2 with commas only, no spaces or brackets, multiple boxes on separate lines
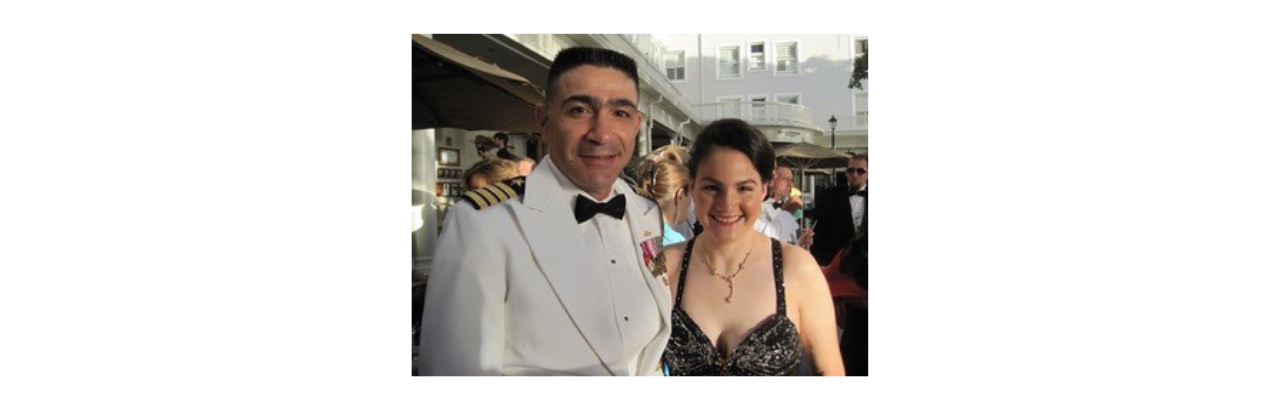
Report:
809,154,868,266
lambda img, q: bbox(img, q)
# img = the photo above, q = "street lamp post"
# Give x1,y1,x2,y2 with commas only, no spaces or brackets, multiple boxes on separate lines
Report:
828,115,838,185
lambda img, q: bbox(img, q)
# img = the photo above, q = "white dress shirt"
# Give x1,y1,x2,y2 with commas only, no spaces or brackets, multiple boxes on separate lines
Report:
849,184,867,235
547,161,660,376
755,199,800,244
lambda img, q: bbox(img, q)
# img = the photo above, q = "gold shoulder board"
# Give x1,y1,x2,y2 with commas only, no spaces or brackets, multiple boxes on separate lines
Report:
461,176,527,210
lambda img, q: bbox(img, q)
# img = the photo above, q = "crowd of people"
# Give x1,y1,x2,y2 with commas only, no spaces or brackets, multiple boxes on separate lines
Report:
418,46,867,376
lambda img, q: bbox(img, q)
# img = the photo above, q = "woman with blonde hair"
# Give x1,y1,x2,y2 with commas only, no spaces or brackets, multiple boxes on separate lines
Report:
635,146,692,246
462,158,519,190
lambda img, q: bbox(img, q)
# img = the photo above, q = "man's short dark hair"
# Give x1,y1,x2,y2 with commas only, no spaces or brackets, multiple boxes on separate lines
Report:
689,119,776,184
493,132,509,145
545,47,639,105
850,153,868,163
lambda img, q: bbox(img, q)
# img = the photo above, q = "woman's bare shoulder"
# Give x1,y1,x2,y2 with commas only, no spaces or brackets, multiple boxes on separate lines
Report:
780,242,824,286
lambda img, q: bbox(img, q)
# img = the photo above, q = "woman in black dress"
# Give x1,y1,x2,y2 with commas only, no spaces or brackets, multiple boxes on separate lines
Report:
661,119,844,376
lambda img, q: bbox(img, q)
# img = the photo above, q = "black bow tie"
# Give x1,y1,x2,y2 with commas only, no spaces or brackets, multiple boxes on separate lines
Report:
574,195,626,223
850,189,867,198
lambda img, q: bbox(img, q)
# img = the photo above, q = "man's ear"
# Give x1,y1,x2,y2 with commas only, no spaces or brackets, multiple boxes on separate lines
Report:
534,103,548,132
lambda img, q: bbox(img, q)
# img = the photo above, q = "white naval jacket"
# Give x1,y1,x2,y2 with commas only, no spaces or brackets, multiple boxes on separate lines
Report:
418,160,673,376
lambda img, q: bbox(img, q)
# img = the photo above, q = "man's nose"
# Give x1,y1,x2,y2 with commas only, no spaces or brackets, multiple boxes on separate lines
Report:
585,114,614,144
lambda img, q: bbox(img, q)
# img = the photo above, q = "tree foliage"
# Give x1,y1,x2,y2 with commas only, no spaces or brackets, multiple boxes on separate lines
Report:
849,41,868,90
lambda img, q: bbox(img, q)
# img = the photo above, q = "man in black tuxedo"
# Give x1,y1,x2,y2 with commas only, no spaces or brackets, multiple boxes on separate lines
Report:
810,154,868,266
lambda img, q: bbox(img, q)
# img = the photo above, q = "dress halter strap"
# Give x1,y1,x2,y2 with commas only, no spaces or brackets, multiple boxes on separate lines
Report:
675,237,697,307
771,238,786,315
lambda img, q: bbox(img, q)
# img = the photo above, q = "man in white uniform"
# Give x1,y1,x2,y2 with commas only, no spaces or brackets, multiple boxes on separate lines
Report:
419,47,671,376
755,165,802,245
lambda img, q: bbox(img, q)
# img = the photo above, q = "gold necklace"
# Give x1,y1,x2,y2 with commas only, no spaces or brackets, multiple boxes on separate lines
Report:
699,237,757,303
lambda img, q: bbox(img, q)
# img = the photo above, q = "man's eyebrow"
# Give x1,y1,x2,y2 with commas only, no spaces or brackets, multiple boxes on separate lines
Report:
608,98,638,110
560,95,638,112
561,95,598,107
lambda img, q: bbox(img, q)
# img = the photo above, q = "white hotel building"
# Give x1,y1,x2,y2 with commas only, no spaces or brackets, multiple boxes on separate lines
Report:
659,34,869,154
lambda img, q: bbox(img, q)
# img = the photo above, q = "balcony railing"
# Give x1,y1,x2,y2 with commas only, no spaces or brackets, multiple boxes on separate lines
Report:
692,101,814,127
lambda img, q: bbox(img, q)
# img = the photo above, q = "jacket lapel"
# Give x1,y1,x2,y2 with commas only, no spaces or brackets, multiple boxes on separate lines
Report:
861,187,868,232
622,186,673,374
511,164,625,375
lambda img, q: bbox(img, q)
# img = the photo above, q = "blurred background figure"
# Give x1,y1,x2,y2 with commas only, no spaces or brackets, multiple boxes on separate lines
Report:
635,146,692,246
755,164,806,246
474,135,500,160
493,132,520,161
463,158,520,190
810,153,868,266
772,165,804,218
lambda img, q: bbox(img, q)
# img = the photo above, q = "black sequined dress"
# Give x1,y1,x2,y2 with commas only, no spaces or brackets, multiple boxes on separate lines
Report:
663,237,803,376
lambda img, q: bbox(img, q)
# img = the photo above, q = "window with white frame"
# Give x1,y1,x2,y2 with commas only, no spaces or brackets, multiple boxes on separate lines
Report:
775,94,800,105
775,41,798,74
664,50,685,81
750,95,768,118
718,45,741,79
748,41,766,71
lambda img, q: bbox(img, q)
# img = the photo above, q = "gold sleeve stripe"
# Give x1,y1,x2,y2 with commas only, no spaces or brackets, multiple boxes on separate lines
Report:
493,182,518,199
464,191,489,208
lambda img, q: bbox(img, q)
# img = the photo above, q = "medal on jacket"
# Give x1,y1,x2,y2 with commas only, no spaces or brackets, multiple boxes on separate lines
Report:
641,237,668,286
